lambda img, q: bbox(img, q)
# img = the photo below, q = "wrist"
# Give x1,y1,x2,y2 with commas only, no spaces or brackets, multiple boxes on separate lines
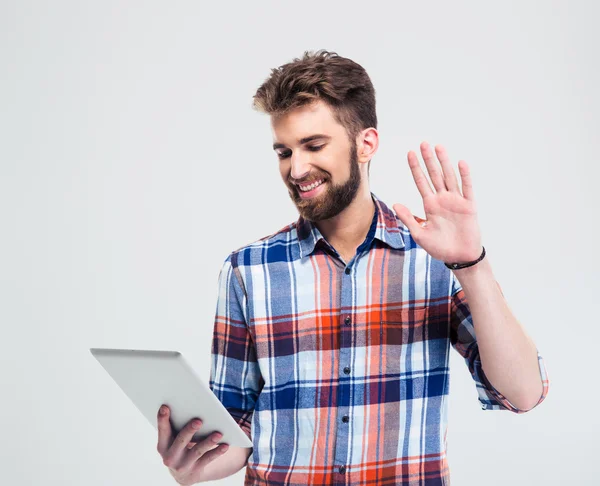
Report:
452,255,493,284
444,246,485,271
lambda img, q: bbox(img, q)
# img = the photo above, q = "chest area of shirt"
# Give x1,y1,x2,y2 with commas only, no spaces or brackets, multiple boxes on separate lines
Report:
244,248,452,360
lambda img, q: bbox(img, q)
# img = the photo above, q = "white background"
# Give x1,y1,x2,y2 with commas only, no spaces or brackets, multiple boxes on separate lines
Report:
1,1,597,484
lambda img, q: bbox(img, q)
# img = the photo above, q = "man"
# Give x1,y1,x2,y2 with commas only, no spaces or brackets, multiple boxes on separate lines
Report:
157,49,549,485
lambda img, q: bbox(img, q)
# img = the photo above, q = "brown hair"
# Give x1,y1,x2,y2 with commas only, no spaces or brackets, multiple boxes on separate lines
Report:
252,49,377,173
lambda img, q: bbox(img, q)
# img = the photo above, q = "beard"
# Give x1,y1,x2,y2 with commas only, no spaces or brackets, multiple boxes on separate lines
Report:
288,142,362,222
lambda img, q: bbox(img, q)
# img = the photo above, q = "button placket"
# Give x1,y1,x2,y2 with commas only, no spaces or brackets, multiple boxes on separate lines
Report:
335,252,355,479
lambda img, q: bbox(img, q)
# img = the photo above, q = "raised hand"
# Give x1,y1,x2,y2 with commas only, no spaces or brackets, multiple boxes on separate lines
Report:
392,141,483,264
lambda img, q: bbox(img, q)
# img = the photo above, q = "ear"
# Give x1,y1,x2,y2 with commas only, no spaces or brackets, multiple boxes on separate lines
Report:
357,128,379,163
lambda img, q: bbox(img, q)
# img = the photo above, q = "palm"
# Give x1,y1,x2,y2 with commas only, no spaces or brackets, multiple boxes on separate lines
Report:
393,142,483,264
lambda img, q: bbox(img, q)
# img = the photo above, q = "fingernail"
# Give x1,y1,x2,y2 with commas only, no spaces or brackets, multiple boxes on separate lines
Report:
221,444,229,452
212,433,222,442
192,420,202,429
159,406,167,415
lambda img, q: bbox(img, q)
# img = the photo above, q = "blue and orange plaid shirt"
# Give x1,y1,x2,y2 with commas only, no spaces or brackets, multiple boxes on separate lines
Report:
209,193,549,485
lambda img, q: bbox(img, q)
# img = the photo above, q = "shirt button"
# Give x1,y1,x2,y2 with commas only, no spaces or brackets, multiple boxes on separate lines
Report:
342,415,349,423
344,316,351,325
345,267,351,275
339,466,346,474
343,366,351,374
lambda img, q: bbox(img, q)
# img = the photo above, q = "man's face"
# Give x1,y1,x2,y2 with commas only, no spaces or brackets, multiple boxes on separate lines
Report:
272,101,363,222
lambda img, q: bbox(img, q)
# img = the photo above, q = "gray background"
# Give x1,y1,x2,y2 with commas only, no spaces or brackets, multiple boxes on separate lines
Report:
1,0,597,484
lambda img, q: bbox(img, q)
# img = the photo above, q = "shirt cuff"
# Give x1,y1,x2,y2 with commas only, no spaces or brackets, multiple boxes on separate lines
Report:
477,351,550,413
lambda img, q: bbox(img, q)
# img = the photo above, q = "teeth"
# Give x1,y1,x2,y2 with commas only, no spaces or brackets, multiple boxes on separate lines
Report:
299,179,324,192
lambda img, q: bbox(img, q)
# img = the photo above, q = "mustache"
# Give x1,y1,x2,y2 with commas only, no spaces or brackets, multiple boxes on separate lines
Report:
289,174,328,186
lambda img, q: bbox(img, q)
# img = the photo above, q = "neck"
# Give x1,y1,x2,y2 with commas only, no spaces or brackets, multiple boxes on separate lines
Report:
314,185,375,253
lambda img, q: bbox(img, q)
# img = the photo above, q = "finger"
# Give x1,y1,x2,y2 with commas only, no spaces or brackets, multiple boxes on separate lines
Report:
194,443,230,470
392,203,423,238
458,160,475,200
180,433,227,470
434,145,460,192
407,150,434,199
167,418,203,461
157,405,174,456
420,141,447,192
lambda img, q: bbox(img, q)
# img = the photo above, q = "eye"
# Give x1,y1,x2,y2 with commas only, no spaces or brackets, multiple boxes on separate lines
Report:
277,145,325,160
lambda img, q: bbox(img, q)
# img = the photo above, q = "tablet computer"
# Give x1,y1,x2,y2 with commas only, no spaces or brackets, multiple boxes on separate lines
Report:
90,348,253,448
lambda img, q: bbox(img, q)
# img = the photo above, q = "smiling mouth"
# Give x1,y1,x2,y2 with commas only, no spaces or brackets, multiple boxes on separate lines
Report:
296,178,326,192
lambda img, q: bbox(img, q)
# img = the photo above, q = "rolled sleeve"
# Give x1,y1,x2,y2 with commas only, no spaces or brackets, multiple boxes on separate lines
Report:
209,254,263,439
476,349,549,413
450,275,550,414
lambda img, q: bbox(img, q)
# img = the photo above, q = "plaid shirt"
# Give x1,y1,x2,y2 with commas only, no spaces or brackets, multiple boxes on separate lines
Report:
209,193,549,485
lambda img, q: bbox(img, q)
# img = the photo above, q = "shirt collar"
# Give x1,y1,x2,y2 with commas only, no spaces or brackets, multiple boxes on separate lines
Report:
296,192,405,259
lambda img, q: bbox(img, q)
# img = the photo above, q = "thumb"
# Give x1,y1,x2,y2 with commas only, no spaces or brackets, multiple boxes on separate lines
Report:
392,203,423,236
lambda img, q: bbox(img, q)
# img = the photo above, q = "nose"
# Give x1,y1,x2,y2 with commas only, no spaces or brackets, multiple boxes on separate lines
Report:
289,151,312,182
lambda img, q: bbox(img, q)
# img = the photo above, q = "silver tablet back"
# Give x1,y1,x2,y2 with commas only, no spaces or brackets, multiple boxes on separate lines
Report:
90,348,253,448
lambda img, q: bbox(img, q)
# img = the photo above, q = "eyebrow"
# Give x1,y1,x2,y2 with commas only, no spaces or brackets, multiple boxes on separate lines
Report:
272,134,332,150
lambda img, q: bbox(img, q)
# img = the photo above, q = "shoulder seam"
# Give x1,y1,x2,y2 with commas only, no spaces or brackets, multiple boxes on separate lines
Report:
230,251,248,300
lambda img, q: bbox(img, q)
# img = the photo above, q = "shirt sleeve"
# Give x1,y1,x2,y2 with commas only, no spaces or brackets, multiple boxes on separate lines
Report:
209,253,263,440
449,272,549,413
